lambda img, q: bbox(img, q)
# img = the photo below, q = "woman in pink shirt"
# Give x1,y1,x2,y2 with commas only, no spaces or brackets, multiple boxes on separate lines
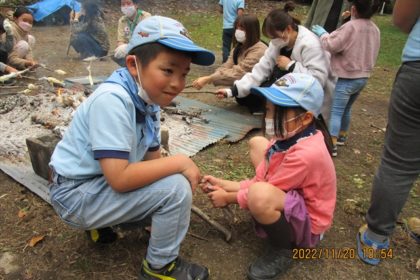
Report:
201,73,336,280
311,0,381,156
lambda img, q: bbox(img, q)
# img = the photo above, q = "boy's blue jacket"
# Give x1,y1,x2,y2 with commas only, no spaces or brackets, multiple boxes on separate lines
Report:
105,68,160,147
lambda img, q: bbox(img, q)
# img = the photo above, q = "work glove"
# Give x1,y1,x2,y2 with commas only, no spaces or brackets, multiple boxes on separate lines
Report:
114,44,128,59
3,19,13,35
311,25,328,37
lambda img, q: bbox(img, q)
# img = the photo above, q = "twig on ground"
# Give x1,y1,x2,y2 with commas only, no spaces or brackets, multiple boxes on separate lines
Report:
183,90,215,94
370,123,386,132
191,204,232,242
187,231,209,241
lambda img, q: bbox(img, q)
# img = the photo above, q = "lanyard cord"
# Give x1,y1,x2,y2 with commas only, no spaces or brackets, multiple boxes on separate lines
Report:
127,10,143,34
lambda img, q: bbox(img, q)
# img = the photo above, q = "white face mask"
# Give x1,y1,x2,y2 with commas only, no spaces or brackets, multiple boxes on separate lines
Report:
18,21,32,32
265,118,275,138
271,37,288,48
134,58,155,105
121,5,137,18
277,113,305,140
235,29,246,43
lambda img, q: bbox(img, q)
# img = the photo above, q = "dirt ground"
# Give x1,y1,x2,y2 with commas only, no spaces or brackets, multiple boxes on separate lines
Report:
1,1,419,279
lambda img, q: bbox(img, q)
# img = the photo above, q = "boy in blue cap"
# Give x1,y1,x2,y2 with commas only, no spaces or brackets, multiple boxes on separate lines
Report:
49,16,214,279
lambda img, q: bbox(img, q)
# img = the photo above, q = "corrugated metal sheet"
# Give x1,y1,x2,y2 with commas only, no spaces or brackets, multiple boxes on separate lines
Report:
65,77,262,157
166,96,261,157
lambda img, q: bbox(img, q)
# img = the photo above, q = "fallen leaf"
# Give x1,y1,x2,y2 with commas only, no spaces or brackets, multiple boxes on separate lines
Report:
18,209,27,219
28,235,44,247
353,149,361,155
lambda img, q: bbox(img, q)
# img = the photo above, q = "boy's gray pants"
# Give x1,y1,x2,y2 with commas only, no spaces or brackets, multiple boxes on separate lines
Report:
366,61,420,237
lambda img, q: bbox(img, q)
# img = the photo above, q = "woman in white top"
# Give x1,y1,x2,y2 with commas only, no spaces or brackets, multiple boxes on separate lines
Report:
217,1,335,119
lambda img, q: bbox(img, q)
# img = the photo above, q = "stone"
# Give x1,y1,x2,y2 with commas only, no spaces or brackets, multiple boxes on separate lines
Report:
26,134,60,180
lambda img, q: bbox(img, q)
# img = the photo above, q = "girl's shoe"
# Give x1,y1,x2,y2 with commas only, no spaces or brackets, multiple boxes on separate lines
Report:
356,224,390,265
332,145,338,157
247,248,292,280
336,135,347,146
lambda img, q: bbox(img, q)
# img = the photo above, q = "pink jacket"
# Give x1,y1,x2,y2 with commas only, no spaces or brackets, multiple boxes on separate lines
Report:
237,132,336,234
319,18,380,79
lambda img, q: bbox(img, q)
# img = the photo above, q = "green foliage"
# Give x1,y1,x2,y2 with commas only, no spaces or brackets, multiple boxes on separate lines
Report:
373,15,408,69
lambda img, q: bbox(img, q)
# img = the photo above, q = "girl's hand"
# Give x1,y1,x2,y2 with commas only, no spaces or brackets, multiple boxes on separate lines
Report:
276,55,291,70
207,186,229,208
5,65,18,74
215,88,228,99
200,175,224,193
192,76,210,90
342,10,351,19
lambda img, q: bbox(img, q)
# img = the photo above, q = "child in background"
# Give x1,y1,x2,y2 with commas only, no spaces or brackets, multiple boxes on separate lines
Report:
0,14,18,75
312,0,380,156
192,14,267,89
70,0,110,59
49,16,215,279
113,0,151,66
217,2,335,118
304,0,351,33
4,7,37,70
219,0,245,63
202,73,336,280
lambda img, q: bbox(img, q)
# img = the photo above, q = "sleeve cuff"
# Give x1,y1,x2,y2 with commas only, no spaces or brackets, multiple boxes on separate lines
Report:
226,88,233,98
94,150,129,160
286,60,296,71
148,145,160,152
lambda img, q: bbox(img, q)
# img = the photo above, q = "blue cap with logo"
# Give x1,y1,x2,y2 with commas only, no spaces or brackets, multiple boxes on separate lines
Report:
251,73,324,117
127,16,215,66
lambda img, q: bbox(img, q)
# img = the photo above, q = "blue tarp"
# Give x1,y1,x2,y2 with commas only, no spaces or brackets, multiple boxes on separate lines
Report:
27,0,81,22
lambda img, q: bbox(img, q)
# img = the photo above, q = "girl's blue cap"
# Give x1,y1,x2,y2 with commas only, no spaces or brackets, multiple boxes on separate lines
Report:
251,73,324,117
127,16,215,66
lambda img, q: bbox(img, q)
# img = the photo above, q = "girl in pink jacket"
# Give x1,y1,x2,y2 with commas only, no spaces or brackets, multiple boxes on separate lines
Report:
201,73,336,280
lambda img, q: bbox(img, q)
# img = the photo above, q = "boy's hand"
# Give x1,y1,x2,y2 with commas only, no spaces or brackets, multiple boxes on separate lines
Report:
207,186,229,208
180,156,201,191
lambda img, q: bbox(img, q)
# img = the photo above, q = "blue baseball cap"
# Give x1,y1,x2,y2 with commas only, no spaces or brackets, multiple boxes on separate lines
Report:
127,16,215,66
251,73,324,117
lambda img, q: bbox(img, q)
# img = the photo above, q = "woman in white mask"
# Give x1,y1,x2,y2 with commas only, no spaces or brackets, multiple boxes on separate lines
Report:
4,7,37,70
216,1,335,119
113,0,151,66
192,14,267,99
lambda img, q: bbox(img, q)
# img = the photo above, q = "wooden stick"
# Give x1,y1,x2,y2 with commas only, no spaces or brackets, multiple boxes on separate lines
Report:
191,204,232,242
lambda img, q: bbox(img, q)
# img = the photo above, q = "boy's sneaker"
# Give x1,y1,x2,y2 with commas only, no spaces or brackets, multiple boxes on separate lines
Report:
336,135,347,146
332,145,338,157
139,257,209,280
86,227,118,244
356,224,390,266
247,247,292,280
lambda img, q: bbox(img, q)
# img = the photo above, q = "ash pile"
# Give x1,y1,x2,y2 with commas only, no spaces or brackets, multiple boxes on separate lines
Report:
0,75,209,164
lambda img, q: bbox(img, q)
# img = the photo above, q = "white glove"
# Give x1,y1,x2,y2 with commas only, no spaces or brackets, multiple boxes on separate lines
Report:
114,44,128,59
3,19,13,35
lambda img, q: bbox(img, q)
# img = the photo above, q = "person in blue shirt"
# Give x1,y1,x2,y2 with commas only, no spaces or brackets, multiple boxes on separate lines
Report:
219,0,245,62
49,16,215,280
356,0,420,266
